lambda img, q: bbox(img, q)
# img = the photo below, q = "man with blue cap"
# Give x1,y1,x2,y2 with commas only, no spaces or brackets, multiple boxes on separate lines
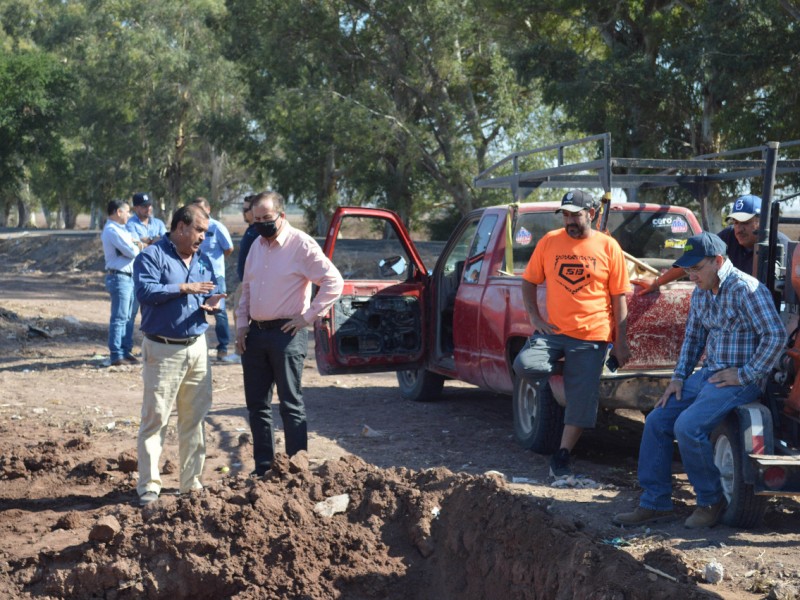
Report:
614,231,785,528
635,194,790,294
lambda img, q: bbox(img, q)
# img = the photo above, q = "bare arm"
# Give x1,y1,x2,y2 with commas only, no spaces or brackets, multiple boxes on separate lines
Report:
610,293,630,367
632,266,684,296
521,279,555,335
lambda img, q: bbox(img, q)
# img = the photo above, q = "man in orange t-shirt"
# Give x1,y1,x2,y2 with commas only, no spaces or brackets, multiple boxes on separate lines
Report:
513,189,631,478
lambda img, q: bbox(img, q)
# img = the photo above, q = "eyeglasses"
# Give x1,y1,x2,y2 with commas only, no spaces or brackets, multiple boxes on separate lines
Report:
683,259,710,275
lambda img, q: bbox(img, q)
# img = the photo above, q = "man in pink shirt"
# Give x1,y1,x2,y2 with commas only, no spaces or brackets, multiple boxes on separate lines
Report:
235,191,343,476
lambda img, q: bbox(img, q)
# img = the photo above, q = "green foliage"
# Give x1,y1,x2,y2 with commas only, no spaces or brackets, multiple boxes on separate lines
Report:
0,49,75,195
488,0,800,218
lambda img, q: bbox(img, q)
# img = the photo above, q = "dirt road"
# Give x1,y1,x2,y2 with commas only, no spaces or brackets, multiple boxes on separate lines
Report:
1,234,799,599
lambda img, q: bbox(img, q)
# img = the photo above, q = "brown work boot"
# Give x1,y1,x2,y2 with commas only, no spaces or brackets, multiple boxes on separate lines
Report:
684,499,726,529
612,506,675,526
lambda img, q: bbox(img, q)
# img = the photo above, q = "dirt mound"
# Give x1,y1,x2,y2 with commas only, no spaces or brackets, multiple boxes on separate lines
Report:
0,235,104,273
1,444,711,600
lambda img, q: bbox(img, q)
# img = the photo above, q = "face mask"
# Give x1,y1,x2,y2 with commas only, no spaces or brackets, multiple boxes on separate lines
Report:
255,217,280,239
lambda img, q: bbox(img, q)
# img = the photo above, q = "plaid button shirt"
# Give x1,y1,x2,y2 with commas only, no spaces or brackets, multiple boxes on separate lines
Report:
674,259,785,385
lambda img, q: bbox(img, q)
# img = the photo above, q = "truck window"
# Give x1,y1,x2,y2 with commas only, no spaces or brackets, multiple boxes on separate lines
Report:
463,215,498,283
330,216,413,281
509,209,698,272
511,212,561,272
605,211,695,261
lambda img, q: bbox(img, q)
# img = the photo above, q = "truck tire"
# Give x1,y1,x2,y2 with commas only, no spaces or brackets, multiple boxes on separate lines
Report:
397,369,445,402
513,376,564,454
712,415,767,528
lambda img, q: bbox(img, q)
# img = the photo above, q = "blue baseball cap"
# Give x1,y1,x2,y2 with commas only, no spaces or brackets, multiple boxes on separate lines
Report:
729,194,761,222
673,232,728,268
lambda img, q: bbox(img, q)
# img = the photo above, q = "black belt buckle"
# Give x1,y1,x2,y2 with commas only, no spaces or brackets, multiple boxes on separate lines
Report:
146,333,198,346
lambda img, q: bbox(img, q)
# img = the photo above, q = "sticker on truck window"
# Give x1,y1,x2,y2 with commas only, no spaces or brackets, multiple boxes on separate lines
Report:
515,227,533,246
670,218,688,233
664,238,688,249
651,217,675,228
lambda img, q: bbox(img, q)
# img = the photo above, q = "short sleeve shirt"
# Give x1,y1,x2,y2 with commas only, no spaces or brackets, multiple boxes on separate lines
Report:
522,229,630,341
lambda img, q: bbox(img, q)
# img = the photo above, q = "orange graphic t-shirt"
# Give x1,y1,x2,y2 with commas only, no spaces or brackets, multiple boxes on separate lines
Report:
522,229,630,342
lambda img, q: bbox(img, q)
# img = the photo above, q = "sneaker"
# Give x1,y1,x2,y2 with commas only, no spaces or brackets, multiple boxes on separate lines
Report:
124,355,140,365
549,448,572,478
220,353,241,364
684,499,726,529
109,358,126,367
216,350,229,361
612,506,675,526
139,491,159,507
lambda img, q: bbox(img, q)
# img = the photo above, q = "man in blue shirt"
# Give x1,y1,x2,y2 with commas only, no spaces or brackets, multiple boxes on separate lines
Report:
717,194,790,276
133,203,225,507
126,192,167,246
614,232,785,528
126,192,167,326
193,197,234,361
100,199,142,366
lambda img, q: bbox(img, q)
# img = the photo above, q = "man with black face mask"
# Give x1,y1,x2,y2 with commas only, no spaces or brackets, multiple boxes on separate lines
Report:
235,191,343,476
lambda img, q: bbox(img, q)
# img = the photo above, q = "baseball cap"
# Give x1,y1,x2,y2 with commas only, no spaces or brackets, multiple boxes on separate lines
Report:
556,189,595,213
728,194,761,222
132,192,152,207
673,232,728,268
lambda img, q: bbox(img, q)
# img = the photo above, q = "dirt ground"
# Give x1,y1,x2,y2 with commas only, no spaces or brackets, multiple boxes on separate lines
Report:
1,233,800,599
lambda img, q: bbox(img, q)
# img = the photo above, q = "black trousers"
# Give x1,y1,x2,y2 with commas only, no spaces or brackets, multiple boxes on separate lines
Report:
241,327,308,474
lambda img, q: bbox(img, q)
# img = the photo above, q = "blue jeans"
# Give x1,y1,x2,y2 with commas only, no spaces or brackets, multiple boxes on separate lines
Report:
212,276,230,352
638,367,761,510
105,272,135,361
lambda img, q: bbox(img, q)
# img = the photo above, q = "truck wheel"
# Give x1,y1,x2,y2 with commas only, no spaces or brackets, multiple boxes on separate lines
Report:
397,369,445,402
712,416,767,528
513,377,564,454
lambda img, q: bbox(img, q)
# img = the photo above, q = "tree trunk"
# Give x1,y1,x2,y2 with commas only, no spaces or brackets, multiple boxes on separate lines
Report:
63,201,77,229
16,199,31,229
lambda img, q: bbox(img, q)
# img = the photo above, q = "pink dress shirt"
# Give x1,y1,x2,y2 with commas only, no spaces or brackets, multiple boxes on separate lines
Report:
236,223,343,328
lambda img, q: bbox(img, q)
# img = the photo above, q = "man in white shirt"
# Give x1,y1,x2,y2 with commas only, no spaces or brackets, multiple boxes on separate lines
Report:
101,199,142,366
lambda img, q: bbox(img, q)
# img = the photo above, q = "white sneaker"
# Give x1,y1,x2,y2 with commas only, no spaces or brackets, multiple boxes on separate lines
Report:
220,353,241,364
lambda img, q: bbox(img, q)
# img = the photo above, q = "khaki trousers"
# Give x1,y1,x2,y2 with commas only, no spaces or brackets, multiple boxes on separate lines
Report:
137,335,212,496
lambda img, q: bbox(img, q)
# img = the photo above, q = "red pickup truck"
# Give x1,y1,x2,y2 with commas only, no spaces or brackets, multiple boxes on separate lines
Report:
314,201,702,453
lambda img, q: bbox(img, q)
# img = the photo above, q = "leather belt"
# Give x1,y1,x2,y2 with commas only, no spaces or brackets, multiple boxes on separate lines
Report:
251,319,291,329
145,333,199,346
107,270,132,277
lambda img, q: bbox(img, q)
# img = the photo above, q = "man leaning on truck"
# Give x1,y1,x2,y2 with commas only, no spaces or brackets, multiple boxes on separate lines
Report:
513,189,631,479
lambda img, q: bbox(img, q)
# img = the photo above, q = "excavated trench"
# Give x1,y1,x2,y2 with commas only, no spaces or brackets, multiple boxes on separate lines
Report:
9,453,716,599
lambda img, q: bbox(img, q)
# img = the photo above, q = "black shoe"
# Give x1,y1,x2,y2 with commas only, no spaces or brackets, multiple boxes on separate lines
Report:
549,448,572,478
124,355,140,364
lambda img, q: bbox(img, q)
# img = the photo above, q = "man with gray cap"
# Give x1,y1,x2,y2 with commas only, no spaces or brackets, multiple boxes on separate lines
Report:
614,232,785,528
513,189,631,478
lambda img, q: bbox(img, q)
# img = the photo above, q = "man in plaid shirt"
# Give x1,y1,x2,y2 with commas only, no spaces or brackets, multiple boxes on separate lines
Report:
614,232,785,529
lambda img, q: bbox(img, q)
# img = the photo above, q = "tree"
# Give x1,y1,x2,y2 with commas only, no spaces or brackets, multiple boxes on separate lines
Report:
0,48,75,226
225,0,556,234
0,0,253,226
489,0,800,227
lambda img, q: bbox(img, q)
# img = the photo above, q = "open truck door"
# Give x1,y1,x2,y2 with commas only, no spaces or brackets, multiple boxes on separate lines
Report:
314,207,430,375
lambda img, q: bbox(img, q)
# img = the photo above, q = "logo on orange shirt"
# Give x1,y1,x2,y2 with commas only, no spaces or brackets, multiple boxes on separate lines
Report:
559,262,589,285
